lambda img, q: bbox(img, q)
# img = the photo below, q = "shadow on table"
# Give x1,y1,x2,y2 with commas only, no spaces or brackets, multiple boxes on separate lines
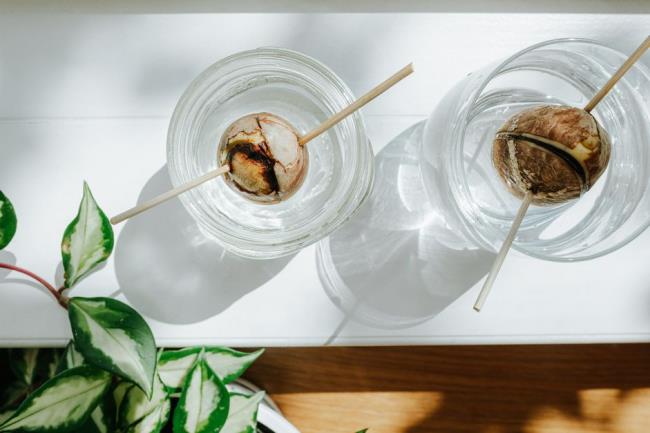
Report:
0,251,16,278
114,166,293,324
317,122,495,336
0,250,48,296
246,345,650,433
401,345,650,433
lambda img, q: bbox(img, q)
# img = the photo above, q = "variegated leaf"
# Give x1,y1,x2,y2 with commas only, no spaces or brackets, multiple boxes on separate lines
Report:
0,412,13,425
159,348,263,391
0,382,29,411
61,182,114,288
41,349,63,380
172,359,230,433
222,392,265,433
128,398,170,433
11,349,63,388
75,417,102,433
119,374,167,429
80,409,106,433
57,340,86,373
9,349,39,386
74,389,116,433
0,365,111,432
88,390,116,433
114,381,135,416
68,297,156,396
0,191,17,250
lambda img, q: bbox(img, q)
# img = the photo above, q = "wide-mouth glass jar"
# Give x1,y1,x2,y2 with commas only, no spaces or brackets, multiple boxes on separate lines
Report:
421,38,650,262
168,48,374,259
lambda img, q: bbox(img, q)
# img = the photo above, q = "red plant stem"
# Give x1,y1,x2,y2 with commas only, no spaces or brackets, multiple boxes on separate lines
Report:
0,262,69,309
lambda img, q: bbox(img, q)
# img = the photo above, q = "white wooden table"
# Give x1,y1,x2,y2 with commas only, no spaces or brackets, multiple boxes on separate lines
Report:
1,7,649,347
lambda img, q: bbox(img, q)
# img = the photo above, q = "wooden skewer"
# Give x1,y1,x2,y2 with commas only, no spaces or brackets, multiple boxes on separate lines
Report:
298,63,414,146
584,36,649,113
110,63,414,225
110,165,230,225
473,192,532,312
474,36,650,312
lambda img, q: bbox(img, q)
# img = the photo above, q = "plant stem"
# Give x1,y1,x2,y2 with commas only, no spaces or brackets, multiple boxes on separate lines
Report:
0,262,69,309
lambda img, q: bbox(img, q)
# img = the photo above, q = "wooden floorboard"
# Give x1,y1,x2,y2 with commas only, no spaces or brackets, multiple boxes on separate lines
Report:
244,344,650,433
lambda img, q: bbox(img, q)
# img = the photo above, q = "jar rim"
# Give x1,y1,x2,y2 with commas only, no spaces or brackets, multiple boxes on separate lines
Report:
167,47,374,258
450,38,650,262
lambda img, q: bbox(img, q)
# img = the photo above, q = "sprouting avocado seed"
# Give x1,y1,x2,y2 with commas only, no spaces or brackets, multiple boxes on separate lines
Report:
492,105,611,205
217,112,308,203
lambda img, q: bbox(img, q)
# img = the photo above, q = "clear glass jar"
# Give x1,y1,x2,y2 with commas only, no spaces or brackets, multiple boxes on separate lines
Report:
167,48,374,259
316,121,493,329
421,38,650,261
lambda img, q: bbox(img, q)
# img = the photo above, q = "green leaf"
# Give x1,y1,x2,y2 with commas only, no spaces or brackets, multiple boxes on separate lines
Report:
159,348,263,391
74,388,116,433
0,382,29,411
222,392,265,433
9,349,39,386
0,365,111,432
11,349,63,389
172,359,230,433
88,390,116,433
356,429,369,433
113,381,135,416
0,412,13,425
0,191,17,250
119,375,170,433
74,417,102,433
41,349,63,380
68,297,156,397
61,182,114,288
89,408,109,433
119,375,168,429
56,341,86,374
128,398,170,433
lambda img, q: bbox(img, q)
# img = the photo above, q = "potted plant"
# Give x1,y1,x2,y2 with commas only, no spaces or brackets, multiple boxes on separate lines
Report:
0,185,361,433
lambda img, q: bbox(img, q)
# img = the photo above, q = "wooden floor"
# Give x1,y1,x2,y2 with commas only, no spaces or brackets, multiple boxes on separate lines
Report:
245,344,650,433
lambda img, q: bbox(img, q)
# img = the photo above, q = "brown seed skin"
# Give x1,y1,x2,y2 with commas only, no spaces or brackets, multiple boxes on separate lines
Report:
217,112,308,204
492,105,611,205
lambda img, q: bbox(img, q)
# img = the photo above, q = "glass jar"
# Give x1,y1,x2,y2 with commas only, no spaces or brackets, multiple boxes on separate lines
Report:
421,38,650,261
167,48,374,259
